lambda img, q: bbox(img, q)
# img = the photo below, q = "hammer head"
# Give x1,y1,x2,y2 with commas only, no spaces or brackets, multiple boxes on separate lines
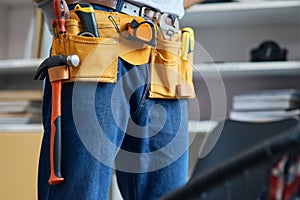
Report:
33,55,79,80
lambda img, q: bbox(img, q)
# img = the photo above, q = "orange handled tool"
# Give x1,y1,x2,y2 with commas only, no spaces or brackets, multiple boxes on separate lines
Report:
49,79,64,184
34,55,80,185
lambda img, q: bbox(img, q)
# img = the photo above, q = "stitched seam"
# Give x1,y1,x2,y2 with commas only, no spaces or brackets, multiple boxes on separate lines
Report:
130,64,150,120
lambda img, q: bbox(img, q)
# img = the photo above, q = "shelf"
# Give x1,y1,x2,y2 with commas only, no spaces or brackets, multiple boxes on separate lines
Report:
0,58,44,74
0,124,43,133
193,61,300,77
0,121,216,134
181,1,300,28
188,120,219,134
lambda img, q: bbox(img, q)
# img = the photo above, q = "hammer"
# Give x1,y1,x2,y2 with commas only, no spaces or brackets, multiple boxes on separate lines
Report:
34,54,79,185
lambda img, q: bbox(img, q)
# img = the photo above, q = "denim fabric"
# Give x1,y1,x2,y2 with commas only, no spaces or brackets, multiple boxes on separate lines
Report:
38,58,189,200
38,4,189,200
115,0,124,12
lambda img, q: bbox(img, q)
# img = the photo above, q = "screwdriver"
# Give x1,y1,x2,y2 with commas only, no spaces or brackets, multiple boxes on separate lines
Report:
182,27,194,61
53,0,69,34
74,2,99,37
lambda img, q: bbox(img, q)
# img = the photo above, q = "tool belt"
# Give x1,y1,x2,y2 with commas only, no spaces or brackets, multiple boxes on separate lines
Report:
51,9,195,99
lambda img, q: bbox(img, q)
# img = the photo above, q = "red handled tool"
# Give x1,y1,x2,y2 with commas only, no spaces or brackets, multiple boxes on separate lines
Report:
49,77,64,185
53,0,69,34
34,55,80,185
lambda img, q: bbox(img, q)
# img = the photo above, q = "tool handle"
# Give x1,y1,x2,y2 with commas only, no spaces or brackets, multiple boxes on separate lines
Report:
74,2,99,37
48,80,64,185
182,32,189,61
181,27,194,61
53,0,67,33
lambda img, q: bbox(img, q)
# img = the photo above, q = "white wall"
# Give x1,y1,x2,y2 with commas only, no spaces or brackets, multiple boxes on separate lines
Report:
7,5,34,59
0,6,8,59
194,24,300,63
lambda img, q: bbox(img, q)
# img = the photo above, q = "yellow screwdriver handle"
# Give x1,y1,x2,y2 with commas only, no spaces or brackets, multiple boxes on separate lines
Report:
182,27,194,60
182,32,189,61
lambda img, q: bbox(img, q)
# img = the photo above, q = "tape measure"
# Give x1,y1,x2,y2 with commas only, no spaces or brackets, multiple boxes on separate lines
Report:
127,17,156,46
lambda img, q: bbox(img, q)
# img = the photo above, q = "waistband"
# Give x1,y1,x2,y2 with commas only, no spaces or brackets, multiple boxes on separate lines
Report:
66,0,118,9
67,0,154,17
66,0,176,24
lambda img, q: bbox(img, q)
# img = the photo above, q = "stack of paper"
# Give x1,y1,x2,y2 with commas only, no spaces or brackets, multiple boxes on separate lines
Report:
0,90,42,124
229,89,300,122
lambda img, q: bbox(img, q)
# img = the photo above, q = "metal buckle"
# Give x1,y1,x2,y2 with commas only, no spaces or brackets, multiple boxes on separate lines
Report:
122,1,141,17
140,7,161,23
121,2,179,41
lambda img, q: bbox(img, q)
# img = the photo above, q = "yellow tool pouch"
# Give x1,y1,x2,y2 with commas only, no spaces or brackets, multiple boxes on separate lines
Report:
50,10,151,83
50,9,195,99
148,31,195,99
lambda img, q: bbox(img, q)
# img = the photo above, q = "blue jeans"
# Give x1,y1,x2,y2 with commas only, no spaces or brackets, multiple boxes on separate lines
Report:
38,56,189,200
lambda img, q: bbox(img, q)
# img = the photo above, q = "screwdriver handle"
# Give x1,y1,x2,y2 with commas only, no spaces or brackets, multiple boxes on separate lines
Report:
74,2,99,37
53,0,68,33
181,27,194,61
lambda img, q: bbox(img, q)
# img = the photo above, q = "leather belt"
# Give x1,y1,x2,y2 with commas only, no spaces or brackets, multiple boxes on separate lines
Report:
66,0,160,18
66,0,118,9
66,0,178,28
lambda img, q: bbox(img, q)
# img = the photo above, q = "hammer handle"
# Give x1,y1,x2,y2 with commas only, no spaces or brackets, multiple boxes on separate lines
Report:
48,80,64,185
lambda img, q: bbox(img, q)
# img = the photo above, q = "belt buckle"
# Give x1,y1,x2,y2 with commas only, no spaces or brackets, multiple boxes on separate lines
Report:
141,7,161,23
122,1,140,16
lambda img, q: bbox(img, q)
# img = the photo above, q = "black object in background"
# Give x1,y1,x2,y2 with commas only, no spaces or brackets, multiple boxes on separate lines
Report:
251,41,288,62
160,118,300,200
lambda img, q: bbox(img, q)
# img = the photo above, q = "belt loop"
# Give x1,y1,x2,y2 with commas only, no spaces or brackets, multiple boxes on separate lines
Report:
115,0,125,12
